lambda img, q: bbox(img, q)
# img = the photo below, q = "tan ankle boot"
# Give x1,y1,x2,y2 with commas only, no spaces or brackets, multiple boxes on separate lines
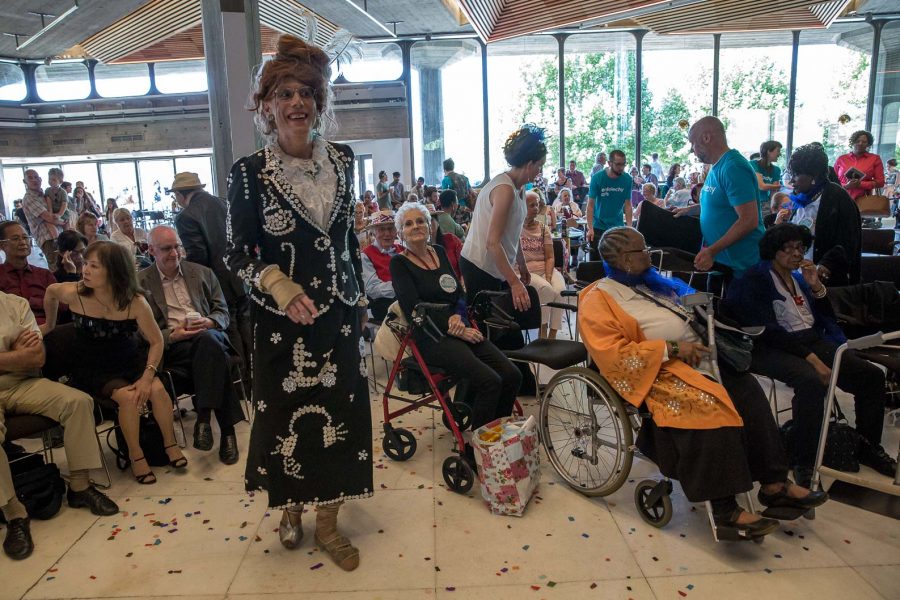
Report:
279,505,303,549
315,502,359,571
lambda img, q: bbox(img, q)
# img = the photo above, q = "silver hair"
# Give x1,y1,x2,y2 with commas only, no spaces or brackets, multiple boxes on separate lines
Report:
641,182,657,195
674,176,686,189
394,201,432,238
111,207,132,222
148,224,180,246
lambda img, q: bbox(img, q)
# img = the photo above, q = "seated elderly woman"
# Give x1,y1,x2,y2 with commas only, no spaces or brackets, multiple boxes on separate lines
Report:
725,223,895,484
633,183,665,222
109,208,151,268
551,187,582,219
519,192,567,339
580,227,826,538
390,202,521,457
664,177,693,209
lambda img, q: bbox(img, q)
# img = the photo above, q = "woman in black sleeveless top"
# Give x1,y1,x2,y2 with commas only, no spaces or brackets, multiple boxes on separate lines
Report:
42,241,186,484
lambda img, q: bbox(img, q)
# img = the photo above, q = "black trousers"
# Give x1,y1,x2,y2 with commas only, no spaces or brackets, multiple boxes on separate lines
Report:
226,295,252,387
750,334,886,468
587,228,606,262
165,329,243,427
416,335,521,429
638,366,787,502
369,296,394,323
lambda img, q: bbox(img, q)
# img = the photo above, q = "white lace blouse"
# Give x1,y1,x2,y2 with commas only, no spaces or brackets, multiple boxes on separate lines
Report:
270,138,337,231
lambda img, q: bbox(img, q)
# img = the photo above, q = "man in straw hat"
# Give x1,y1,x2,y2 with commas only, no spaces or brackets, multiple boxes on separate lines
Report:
169,172,251,387
361,210,403,322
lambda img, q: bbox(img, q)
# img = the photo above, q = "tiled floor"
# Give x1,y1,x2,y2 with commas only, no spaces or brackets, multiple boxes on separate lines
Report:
4,336,899,600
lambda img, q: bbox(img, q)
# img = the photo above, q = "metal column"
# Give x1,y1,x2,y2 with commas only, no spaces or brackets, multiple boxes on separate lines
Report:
556,34,567,168
711,34,720,117
634,30,647,167
480,39,490,184
865,20,884,132
785,30,800,159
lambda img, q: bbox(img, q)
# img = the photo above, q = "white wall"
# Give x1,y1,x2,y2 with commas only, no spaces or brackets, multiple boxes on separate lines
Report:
341,137,411,194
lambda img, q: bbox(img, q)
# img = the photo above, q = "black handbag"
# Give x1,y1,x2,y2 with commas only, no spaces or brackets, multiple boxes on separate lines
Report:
0,457,66,522
780,402,860,472
108,413,170,470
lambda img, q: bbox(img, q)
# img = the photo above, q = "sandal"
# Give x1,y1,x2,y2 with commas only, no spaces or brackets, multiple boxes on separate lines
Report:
164,444,188,469
315,531,359,571
131,456,157,485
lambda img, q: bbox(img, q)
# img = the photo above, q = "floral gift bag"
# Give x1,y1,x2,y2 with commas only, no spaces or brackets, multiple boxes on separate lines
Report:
472,416,541,517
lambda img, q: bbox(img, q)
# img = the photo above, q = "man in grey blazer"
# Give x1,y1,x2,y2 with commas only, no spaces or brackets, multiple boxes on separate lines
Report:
139,225,243,465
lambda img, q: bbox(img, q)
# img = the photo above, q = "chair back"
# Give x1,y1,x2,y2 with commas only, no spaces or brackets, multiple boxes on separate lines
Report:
856,194,890,217
636,200,703,254
552,238,565,270
861,228,896,255
575,261,605,285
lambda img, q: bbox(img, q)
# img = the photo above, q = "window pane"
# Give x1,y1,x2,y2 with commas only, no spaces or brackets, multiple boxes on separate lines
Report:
487,36,559,179
100,162,139,210
138,159,175,212
95,62,151,97
873,21,899,167
411,40,485,185
2,167,25,212
641,33,713,173
340,43,402,82
718,33,792,159
0,63,26,101
155,60,208,93
563,34,636,173
795,23,872,163
35,62,91,101
62,163,101,202
174,156,215,195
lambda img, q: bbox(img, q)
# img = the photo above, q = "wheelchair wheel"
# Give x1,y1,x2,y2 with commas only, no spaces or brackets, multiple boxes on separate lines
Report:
442,455,475,494
383,428,417,461
634,479,673,528
441,401,472,432
539,367,633,497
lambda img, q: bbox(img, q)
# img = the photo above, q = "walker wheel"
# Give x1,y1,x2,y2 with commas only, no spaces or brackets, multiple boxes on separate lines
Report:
442,455,475,494
382,428,417,461
634,479,673,528
441,402,473,432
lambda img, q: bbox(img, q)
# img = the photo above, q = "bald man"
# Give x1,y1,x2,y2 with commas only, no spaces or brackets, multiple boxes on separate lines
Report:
688,116,763,277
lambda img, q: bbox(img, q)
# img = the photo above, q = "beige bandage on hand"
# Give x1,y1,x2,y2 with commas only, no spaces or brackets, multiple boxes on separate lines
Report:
260,267,306,311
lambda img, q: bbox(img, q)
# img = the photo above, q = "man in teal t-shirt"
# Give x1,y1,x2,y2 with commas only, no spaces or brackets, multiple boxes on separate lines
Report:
689,117,764,278
585,149,633,261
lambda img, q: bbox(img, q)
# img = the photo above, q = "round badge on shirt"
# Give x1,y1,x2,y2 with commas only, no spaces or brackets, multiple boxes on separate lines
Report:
439,274,457,293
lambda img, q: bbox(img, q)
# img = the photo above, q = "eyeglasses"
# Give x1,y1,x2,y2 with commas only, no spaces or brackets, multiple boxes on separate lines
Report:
779,243,807,254
274,86,315,103
1,235,32,244
155,244,183,254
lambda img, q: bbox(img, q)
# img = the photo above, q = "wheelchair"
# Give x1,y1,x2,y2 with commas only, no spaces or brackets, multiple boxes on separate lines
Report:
376,301,522,495
533,289,773,542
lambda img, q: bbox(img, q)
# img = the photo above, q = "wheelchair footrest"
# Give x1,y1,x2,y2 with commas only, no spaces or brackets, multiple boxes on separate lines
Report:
761,505,813,521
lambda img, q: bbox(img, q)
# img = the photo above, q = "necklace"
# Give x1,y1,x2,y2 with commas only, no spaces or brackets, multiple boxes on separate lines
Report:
405,246,438,270
774,269,805,307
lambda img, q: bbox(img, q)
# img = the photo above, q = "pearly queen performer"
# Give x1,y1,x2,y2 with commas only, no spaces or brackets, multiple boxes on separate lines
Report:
225,33,372,571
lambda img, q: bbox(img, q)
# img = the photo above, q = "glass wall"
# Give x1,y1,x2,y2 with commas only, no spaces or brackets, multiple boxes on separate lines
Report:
94,62,151,97
795,23,873,163
100,162,140,209
2,166,25,208
563,34,635,174
339,42,403,82
35,62,91,101
155,60,208,94
174,156,214,190
486,36,559,179
641,33,713,172
718,33,793,158
872,21,899,165
59,163,101,199
0,63,27,101
411,39,485,186
138,159,176,212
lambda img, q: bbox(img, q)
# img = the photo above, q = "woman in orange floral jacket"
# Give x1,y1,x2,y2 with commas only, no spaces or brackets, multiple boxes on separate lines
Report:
579,227,827,538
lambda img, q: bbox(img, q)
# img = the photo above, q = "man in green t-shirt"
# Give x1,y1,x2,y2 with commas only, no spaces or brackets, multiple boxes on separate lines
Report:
441,158,470,207
585,149,633,261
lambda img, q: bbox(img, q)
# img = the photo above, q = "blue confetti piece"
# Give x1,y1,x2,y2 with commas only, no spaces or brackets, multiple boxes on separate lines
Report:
687,584,694,590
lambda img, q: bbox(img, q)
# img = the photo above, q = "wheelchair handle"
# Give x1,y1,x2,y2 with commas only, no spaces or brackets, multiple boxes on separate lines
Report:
846,331,885,350
413,301,453,315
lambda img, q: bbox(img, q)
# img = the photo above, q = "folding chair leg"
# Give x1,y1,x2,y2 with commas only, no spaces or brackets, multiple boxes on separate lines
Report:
91,429,112,490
